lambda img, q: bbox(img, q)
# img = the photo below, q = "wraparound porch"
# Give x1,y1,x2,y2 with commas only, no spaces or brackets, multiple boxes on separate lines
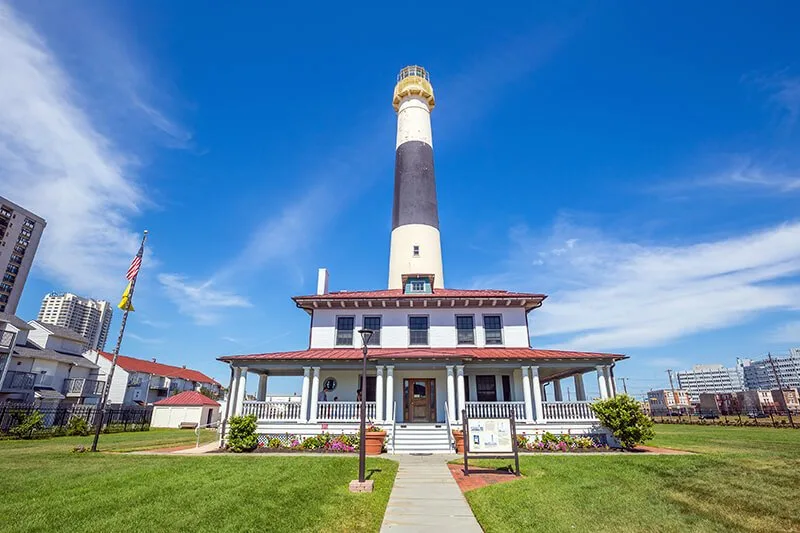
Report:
226,360,618,426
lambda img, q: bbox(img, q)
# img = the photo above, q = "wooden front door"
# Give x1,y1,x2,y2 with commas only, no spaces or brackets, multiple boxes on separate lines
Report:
403,378,436,422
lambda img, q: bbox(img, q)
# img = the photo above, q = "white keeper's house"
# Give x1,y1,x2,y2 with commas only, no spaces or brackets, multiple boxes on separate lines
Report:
219,66,626,452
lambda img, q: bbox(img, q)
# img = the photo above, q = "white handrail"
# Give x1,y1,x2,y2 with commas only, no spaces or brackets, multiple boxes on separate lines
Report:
444,401,454,451
195,422,220,448
391,400,397,455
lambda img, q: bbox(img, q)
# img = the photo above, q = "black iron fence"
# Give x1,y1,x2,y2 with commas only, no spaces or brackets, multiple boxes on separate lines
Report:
0,403,153,436
651,407,797,429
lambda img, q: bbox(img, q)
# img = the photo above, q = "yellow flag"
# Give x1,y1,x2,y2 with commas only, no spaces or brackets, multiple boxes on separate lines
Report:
118,281,135,311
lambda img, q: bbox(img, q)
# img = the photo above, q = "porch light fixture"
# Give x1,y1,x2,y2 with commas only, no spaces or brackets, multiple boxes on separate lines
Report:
356,328,373,488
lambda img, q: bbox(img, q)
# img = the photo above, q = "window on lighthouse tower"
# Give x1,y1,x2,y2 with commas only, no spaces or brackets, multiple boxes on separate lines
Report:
412,245,420,257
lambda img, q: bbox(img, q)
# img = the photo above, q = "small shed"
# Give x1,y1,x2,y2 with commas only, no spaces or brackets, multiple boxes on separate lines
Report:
151,391,220,429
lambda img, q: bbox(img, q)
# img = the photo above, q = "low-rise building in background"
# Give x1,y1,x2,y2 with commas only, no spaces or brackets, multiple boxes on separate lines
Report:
647,389,692,415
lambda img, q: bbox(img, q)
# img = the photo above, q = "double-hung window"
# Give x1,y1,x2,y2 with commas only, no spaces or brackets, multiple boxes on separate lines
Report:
363,316,381,346
409,316,429,346
483,315,503,345
335,316,354,346
456,315,475,345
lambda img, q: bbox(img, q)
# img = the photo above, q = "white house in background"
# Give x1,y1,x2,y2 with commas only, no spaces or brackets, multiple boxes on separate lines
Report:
0,315,103,406
150,390,220,429
84,350,221,406
217,66,627,453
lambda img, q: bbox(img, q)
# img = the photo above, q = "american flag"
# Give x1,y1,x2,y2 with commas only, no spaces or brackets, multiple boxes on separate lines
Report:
126,244,143,281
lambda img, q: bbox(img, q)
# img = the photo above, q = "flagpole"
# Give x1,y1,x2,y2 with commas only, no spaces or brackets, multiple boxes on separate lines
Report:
91,230,148,452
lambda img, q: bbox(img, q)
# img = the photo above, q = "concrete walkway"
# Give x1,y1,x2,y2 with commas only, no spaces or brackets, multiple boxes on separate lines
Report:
381,454,482,532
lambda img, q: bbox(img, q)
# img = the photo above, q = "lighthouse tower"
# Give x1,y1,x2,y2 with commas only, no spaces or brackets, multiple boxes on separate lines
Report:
388,66,444,290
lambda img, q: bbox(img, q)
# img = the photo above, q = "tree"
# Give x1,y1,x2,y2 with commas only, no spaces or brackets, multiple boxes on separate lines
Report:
198,386,220,400
592,395,655,449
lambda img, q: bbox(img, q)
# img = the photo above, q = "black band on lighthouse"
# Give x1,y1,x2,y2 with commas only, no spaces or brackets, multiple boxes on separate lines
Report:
392,140,439,230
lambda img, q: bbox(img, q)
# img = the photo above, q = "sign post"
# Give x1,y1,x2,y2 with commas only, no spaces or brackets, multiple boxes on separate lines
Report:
461,409,520,477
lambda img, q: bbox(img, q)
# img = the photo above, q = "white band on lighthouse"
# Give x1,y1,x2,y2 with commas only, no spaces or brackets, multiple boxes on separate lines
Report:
388,224,444,290
396,96,433,149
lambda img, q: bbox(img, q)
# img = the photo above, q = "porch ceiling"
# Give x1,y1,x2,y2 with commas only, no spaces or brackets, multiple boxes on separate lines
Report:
218,347,626,363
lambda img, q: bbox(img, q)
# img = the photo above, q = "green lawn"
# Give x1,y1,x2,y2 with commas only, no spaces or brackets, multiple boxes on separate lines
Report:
464,424,800,533
0,430,398,533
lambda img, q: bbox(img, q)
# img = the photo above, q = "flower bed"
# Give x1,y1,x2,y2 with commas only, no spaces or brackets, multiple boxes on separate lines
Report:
249,432,359,453
516,432,617,453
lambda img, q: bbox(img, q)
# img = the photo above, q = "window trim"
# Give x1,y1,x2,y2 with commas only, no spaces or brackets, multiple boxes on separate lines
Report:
408,315,430,346
455,314,476,345
362,315,382,347
334,315,355,347
482,314,504,346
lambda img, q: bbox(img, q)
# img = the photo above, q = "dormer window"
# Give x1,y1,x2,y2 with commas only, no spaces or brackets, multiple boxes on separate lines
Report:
404,276,432,294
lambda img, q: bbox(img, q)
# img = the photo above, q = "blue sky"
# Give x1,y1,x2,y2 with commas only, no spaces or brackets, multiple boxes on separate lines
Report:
2,1,799,397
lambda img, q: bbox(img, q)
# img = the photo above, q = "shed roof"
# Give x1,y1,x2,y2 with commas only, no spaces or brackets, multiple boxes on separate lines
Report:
154,391,219,407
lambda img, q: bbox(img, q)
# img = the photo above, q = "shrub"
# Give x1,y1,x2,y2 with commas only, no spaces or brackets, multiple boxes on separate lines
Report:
267,437,282,448
10,411,45,439
227,414,257,452
540,431,559,444
592,394,655,449
66,416,90,436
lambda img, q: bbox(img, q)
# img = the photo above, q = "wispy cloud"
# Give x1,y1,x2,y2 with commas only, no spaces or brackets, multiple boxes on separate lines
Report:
746,70,800,128
158,273,252,325
139,318,170,329
475,218,800,351
769,321,800,343
127,332,164,345
654,158,800,195
0,2,185,298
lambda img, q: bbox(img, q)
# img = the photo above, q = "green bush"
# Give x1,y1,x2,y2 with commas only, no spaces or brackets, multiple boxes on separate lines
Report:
10,411,45,439
66,416,90,436
592,394,655,449
227,414,257,452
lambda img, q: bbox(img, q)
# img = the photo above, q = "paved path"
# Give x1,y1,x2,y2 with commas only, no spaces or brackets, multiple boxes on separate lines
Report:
380,454,482,532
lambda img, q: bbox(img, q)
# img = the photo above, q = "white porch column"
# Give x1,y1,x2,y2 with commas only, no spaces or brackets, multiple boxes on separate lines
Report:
375,366,385,423
385,366,395,422
446,365,456,422
309,367,321,422
553,379,563,402
597,366,609,399
605,366,616,397
257,374,268,401
226,367,241,420
531,366,543,422
521,366,534,423
456,365,466,422
574,373,587,401
234,367,248,415
299,367,311,421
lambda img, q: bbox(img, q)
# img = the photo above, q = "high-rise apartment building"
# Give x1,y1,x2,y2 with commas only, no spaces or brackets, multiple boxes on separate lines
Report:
0,196,46,314
677,364,745,403
741,353,800,391
37,293,113,351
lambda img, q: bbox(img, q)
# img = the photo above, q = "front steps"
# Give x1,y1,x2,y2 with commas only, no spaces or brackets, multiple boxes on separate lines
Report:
390,422,454,454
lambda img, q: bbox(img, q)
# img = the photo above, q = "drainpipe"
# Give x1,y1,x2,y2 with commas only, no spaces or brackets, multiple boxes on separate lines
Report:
609,362,618,397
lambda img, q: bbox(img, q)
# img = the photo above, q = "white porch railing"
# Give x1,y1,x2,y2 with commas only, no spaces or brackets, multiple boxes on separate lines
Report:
465,401,526,420
543,401,596,421
317,401,376,422
242,401,301,421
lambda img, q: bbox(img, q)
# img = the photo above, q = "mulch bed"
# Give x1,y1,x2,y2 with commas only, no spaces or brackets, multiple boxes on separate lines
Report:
448,463,523,492
209,447,358,454
144,445,196,453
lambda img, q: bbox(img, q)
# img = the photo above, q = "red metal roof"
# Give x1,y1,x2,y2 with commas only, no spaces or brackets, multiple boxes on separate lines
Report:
97,351,219,385
294,288,547,300
153,390,219,407
219,347,625,362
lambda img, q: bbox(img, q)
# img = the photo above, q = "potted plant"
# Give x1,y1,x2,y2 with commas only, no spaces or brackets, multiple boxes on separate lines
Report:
451,429,465,454
364,424,386,455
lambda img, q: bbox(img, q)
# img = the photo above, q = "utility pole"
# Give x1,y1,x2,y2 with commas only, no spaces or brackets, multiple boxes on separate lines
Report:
619,377,629,395
666,369,675,391
768,353,795,428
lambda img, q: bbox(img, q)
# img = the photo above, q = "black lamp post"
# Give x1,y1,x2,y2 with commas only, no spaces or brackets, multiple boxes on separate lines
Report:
357,328,373,483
